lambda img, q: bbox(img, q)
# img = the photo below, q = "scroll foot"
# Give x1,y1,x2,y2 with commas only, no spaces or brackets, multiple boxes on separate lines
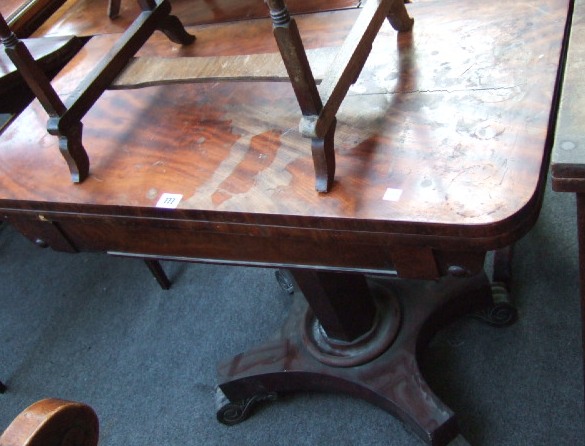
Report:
311,118,336,193
471,282,518,327
215,387,277,426
275,269,295,294
158,15,196,45
387,0,414,32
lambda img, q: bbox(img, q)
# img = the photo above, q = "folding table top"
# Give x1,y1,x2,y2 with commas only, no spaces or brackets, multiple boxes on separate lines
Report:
0,0,572,247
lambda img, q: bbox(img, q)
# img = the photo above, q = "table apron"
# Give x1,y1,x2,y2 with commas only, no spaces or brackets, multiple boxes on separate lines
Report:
2,210,488,280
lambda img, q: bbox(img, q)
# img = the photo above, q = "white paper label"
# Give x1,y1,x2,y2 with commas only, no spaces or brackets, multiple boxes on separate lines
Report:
156,193,183,209
383,188,402,202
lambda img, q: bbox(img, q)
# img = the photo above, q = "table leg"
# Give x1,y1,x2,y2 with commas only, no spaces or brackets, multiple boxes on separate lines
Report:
471,246,518,326
144,259,171,290
216,270,492,445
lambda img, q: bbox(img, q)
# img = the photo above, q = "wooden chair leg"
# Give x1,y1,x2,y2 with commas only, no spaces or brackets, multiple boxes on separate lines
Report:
108,0,122,19
266,0,334,191
2,3,195,185
387,0,414,32
0,399,98,446
144,259,171,290
52,121,90,183
268,0,415,192
156,14,197,45
311,118,336,193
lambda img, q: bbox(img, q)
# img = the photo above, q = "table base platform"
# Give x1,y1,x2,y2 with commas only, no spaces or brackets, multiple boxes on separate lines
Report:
216,272,493,446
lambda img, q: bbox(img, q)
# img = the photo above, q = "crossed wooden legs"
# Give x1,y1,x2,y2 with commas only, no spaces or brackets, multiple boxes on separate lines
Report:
111,0,413,193
1,1,194,184
266,0,414,192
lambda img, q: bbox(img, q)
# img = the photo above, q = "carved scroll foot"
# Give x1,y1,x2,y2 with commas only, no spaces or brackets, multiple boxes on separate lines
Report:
472,282,518,327
157,15,196,45
311,118,336,193
387,0,414,32
275,269,295,294
52,121,90,183
215,387,278,426
471,246,517,326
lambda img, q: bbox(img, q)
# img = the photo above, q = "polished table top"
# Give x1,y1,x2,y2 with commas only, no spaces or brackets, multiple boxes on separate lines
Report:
0,0,572,272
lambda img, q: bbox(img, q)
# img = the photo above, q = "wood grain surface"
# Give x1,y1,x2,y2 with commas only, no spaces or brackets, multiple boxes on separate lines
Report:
0,0,571,251
110,47,337,88
33,0,360,38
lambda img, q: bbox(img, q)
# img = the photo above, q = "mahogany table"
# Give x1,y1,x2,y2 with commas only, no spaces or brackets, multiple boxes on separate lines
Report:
0,0,572,444
551,0,585,415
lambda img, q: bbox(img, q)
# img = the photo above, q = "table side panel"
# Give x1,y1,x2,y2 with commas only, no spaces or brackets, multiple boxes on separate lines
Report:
2,210,487,278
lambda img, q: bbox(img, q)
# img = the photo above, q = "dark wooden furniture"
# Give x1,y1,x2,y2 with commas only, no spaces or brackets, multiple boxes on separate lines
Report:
3,0,412,192
0,399,98,446
0,1,77,133
0,2,175,289
0,0,572,444
109,0,122,19
0,34,82,95
262,0,413,192
0,34,83,135
551,0,585,413
0,0,195,184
